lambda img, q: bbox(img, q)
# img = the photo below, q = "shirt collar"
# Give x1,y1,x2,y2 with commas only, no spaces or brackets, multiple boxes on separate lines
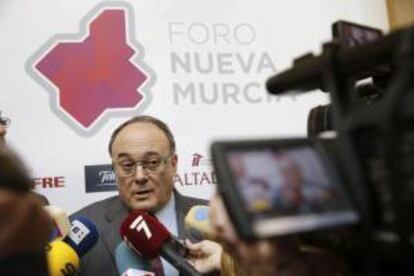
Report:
154,192,178,236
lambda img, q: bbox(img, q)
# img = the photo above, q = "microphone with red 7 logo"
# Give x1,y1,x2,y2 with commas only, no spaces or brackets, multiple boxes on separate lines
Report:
120,210,200,276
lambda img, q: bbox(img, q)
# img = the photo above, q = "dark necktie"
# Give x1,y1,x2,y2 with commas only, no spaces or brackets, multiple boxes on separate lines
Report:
150,257,164,276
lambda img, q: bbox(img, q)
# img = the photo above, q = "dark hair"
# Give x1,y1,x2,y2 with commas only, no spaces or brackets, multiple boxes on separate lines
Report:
108,115,176,156
0,146,33,192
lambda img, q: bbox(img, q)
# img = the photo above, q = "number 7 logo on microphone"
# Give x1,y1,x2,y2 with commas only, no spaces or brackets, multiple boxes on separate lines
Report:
129,215,153,239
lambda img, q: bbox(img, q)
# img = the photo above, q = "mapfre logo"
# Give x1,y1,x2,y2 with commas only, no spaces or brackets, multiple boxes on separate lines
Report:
26,2,155,136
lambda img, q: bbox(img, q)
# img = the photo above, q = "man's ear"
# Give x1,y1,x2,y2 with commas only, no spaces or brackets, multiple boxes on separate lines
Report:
111,162,116,174
171,153,178,171
111,162,120,187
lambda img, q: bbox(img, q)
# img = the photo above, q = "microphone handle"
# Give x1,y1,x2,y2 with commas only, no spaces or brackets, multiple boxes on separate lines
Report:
161,242,201,276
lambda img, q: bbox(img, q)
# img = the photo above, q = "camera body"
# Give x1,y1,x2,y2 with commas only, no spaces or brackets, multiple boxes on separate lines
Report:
212,21,414,273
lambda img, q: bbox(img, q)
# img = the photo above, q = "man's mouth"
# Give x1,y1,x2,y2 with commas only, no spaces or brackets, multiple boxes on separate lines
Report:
133,189,153,199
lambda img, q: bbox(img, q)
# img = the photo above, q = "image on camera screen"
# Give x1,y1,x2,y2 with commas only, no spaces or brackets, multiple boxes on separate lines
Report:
226,145,358,235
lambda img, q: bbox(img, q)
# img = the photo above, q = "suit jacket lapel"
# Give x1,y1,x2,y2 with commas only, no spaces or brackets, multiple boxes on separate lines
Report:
174,190,192,239
102,197,129,259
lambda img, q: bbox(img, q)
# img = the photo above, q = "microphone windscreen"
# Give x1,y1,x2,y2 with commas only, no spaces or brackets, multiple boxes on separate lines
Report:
121,268,155,276
44,206,71,240
120,211,170,259
115,242,153,275
64,216,99,257
46,240,79,276
184,205,215,241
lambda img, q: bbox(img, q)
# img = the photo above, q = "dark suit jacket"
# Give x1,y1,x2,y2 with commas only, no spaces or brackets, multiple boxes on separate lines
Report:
72,190,207,276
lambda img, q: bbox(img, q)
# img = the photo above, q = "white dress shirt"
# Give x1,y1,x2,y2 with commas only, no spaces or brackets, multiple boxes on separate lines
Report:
155,193,179,276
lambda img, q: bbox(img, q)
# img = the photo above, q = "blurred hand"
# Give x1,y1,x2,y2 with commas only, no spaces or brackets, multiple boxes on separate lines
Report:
208,192,346,276
186,239,222,274
209,192,239,252
209,192,297,276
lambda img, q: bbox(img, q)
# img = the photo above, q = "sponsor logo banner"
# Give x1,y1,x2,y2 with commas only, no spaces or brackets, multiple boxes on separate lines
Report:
175,152,217,187
34,176,66,189
84,164,117,193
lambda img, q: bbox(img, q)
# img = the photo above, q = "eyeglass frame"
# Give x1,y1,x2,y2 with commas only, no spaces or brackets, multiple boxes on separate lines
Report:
112,152,175,178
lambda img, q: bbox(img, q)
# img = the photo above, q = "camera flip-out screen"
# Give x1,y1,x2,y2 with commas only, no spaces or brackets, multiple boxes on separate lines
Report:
212,139,359,239
332,20,383,50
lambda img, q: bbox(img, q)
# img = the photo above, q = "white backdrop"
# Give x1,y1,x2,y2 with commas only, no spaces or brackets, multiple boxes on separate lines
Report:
0,0,388,213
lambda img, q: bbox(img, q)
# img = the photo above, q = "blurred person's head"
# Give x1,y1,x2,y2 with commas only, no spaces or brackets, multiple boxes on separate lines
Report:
0,146,51,261
229,153,246,178
245,178,273,212
0,146,33,192
279,158,304,207
109,115,178,212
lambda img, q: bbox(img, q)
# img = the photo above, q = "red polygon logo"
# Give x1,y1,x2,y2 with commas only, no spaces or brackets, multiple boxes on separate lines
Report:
26,3,155,136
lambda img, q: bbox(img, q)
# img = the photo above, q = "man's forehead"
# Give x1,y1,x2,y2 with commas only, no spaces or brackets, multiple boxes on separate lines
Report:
116,151,161,160
112,122,170,155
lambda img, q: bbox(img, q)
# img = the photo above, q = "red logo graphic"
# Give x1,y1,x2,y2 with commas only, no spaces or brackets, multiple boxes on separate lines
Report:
175,153,216,186
34,176,65,189
192,153,204,167
27,4,154,135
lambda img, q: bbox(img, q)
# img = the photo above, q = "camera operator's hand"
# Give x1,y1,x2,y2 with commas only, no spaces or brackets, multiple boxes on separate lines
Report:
209,192,281,275
209,192,346,275
186,239,223,274
209,193,239,250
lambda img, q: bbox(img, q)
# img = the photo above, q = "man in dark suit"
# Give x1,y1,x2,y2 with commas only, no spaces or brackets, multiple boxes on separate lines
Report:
73,115,207,276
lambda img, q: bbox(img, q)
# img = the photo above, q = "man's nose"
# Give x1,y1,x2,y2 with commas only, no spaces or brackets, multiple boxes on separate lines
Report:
133,164,147,183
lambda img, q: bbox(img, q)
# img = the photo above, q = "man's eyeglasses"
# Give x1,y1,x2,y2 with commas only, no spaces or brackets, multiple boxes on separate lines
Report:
0,116,11,128
114,153,174,178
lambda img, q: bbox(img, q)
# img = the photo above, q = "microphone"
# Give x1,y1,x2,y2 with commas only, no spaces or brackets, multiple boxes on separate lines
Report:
184,205,216,241
115,241,154,276
46,217,98,276
120,211,200,276
46,240,79,276
121,269,155,276
44,206,71,240
64,216,99,257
